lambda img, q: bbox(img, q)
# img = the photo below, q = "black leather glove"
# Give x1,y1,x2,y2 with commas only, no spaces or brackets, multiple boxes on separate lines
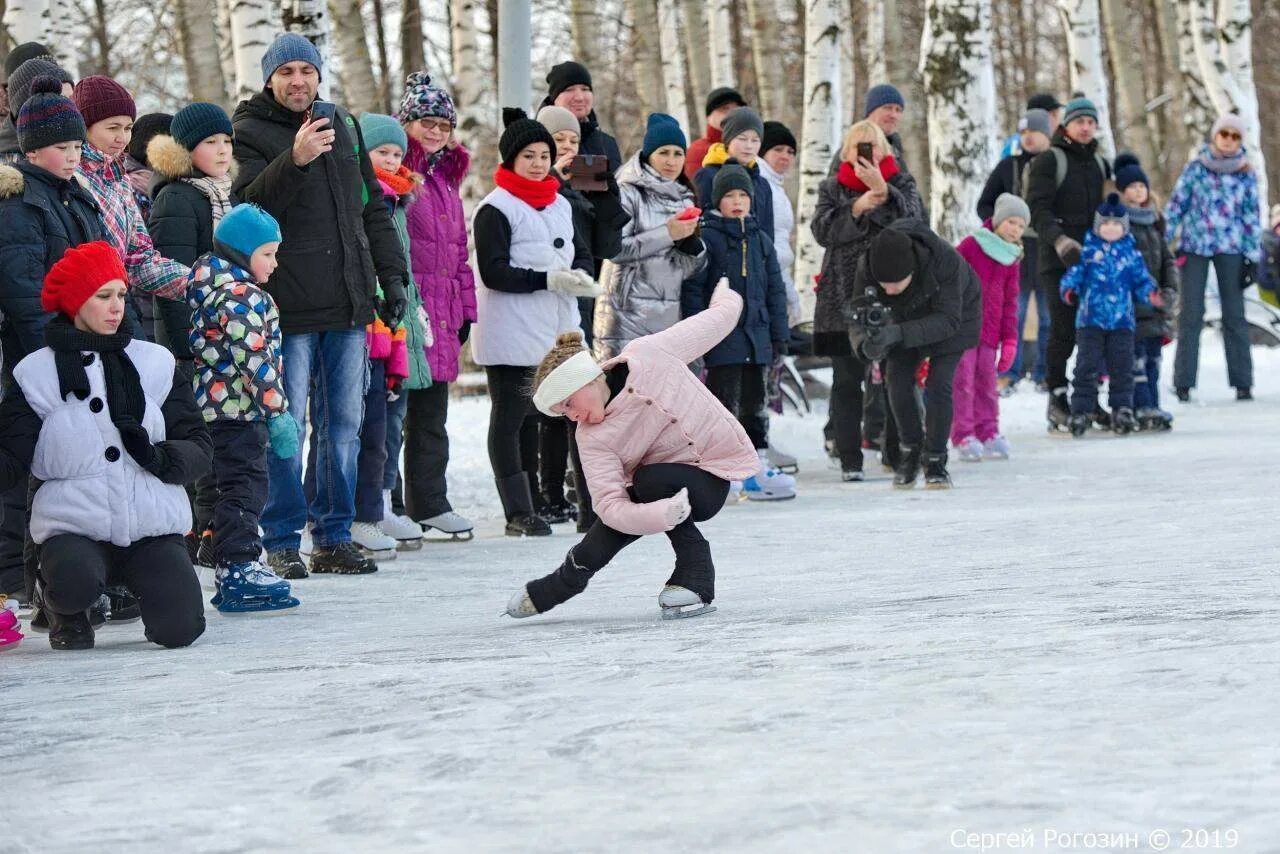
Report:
861,340,889,362
378,278,408,329
869,323,903,349
115,417,158,469
458,319,471,345
1241,258,1257,289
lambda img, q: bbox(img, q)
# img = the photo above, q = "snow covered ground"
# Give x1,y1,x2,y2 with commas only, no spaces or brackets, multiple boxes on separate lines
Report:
7,337,1280,854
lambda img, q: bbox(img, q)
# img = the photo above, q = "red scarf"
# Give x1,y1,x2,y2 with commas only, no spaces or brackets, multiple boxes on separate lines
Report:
493,166,560,209
375,165,418,196
836,155,900,193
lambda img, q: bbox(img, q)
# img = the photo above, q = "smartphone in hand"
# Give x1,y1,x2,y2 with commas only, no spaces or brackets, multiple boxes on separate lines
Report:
856,142,874,165
309,100,337,125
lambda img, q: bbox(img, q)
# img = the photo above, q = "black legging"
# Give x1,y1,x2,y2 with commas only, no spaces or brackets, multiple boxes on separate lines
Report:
525,464,729,613
1040,267,1079,392
828,354,866,470
884,348,963,456
484,365,539,480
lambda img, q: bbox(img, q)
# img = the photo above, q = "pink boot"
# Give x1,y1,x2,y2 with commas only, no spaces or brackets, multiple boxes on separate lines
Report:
0,596,22,651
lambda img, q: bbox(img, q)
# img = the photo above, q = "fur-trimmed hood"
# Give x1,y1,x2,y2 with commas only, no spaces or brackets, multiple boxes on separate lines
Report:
146,133,238,190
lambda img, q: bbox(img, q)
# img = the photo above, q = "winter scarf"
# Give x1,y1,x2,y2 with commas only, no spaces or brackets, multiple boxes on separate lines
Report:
493,165,560,209
1127,206,1158,226
185,173,233,226
1198,146,1248,175
972,226,1022,265
836,156,901,193
375,164,418,197
44,315,148,465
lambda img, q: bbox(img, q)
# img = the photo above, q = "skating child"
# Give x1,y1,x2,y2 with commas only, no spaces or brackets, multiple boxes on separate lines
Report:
681,161,794,501
692,107,774,239
188,204,301,613
951,193,1027,461
505,279,760,620
1059,193,1161,437
148,102,237,356
0,242,211,649
1115,153,1180,431
471,108,599,536
399,72,476,542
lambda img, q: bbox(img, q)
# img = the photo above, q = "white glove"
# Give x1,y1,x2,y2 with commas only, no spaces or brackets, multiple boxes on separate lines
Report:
663,487,691,529
417,306,434,349
548,268,603,298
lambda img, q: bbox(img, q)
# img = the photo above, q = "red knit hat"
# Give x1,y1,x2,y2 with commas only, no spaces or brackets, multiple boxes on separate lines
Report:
42,242,128,317
72,75,136,129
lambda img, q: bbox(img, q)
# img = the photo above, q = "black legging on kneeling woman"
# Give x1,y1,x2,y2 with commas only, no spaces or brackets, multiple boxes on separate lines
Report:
525,464,730,613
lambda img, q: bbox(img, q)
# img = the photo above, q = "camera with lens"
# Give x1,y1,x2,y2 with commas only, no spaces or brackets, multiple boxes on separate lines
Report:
850,286,894,331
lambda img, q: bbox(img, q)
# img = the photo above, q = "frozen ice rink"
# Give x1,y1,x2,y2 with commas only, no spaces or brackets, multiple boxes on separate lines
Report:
6,341,1279,854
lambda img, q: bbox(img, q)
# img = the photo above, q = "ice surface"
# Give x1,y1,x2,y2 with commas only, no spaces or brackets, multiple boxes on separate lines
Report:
6,338,1280,854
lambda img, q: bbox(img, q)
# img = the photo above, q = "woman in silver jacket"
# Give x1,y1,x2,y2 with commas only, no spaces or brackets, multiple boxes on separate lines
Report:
593,114,707,360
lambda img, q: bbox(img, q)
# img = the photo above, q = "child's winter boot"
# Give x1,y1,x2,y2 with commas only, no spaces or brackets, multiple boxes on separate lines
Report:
923,453,953,489
1112,407,1136,435
48,609,95,651
1069,413,1091,438
893,447,921,489
0,595,23,651
213,561,300,614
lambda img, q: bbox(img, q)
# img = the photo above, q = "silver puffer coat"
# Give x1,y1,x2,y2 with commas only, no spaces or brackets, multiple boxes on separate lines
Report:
592,154,707,360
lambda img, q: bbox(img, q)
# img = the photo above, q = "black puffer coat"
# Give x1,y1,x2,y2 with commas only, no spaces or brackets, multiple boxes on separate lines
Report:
1025,131,1111,274
231,92,407,334
1129,210,1180,340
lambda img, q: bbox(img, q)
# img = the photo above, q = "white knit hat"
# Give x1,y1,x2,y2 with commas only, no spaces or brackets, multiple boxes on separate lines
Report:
532,351,603,416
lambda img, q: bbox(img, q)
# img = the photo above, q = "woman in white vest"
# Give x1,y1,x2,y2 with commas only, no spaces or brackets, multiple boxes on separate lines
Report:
471,109,600,537
0,242,211,650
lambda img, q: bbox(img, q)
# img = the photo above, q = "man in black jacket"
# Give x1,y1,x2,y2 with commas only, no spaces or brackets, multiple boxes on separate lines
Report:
1025,97,1112,429
847,221,981,490
232,33,408,577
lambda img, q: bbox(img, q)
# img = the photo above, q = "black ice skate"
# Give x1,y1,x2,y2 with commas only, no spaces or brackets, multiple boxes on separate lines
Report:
1112,407,1137,435
1069,413,1091,438
893,448,921,489
658,585,716,620
923,453,952,489
1046,388,1071,433
48,609,95,650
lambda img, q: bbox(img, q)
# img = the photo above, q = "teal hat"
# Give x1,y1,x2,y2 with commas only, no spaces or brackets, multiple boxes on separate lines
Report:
359,112,407,154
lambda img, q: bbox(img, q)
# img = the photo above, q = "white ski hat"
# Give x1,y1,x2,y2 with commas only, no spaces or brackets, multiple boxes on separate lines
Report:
532,351,603,416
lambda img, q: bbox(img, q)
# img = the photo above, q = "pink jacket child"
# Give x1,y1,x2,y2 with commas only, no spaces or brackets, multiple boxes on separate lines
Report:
506,280,759,621
951,209,1024,460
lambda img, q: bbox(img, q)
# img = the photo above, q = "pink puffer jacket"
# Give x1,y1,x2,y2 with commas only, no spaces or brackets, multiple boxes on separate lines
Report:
576,283,759,536
404,140,477,383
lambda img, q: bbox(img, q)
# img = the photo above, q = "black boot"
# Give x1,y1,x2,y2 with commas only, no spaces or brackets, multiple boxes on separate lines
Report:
1069,413,1090,437
105,586,140,623
893,447,922,489
1047,387,1071,431
923,453,952,489
310,541,378,574
1175,387,1191,402
496,473,551,537
536,496,577,525
1236,387,1253,401
48,609,95,650
1112,407,1137,435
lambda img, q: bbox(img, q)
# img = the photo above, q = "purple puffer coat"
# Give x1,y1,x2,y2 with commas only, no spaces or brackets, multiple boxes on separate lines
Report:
403,138,477,383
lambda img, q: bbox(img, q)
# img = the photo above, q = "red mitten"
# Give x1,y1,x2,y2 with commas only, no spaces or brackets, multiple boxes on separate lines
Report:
997,339,1017,374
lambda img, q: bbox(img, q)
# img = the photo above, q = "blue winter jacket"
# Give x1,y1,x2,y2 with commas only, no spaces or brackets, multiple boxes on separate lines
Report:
1060,232,1155,331
681,212,788,368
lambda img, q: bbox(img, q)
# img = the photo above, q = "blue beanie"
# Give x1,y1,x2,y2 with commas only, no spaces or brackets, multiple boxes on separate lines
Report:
261,33,323,84
864,84,904,117
642,113,686,156
215,204,282,271
1113,152,1149,192
1063,97,1098,126
359,113,407,153
170,102,233,151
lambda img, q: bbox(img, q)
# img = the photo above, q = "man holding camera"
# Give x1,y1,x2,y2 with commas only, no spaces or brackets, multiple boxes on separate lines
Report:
846,222,981,489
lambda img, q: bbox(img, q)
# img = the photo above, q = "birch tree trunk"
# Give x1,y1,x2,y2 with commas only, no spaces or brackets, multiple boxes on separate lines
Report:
707,0,734,86
216,0,240,104
569,0,597,68
746,0,786,121
681,0,712,104
793,0,843,321
655,0,691,135
329,0,379,112
1214,0,1267,214
47,0,79,80
176,0,229,105
921,0,998,243
866,0,887,84
1057,0,1116,157
450,0,490,207
1,0,45,46
628,0,665,119
401,0,426,81
1100,0,1156,167
282,0,331,100
1173,0,1214,154
230,0,278,102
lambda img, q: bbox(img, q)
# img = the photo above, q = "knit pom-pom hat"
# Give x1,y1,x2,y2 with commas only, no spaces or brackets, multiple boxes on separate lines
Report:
498,107,556,168
1113,152,1150,192
17,76,86,153
398,71,456,126
1094,192,1130,237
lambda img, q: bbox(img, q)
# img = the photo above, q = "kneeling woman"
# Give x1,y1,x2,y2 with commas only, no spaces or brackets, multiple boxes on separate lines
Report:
506,279,758,620
0,242,212,650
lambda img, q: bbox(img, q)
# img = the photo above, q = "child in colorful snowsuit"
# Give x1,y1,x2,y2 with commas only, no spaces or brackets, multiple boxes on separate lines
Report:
1115,153,1180,430
1059,193,1160,436
0,242,211,649
188,204,301,613
681,161,794,501
951,193,1026,461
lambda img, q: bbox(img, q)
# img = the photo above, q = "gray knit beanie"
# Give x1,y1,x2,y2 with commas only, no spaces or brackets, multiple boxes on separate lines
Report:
992,193,1031,229
720,107,764,147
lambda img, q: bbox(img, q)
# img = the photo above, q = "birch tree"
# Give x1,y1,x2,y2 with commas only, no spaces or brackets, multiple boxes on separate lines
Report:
1101,0,1157,168
216,0,239,103
1173,0,1214,150
793,0,843,321
401,0,426,81
569,0,598,69
2,0,45,46
921,0,998,243
450,0,490,207
175,0,229,105
627,0,665,118
866,0,887,84
655,0,690,135
230,0,278,102
329,0,379,112
746,0,785,121
1057,0,1116,157
707,0,734,86
47,0,80,80
282,0,331,99
681,0,711,104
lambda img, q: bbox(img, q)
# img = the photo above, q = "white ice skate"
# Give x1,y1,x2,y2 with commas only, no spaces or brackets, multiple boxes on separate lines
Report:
724,480,746,506
379,491,423,550
351,521,398,561
505,587,539,619
659,585,716,620
956,436,984,463
766,443,799,474
420,511,475,542
299,524,313,558
982,435,1012,460
743,453,796,501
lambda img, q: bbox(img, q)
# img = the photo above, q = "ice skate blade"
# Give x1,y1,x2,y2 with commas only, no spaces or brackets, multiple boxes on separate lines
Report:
394,539,424,551
215,598,301,615
358,547,398,561
924,482,952,490
775,464,798,474
661,604,716,620
745,492,797,502
423,530,474,542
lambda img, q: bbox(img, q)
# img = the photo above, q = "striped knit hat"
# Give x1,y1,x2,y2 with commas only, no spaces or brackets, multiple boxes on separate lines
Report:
398,71,456,126
17,77,86,153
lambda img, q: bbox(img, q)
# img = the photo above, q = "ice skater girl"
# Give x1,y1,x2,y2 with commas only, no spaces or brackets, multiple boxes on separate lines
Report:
0,242,211,649
505,278,759,620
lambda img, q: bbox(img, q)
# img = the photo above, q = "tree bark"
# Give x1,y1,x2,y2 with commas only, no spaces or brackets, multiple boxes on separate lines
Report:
865,0,886,83
329,0,379,112
230,0,278,102
370,0,392,112
1101,0,1157,166
282,0,332,99
1215,0,1268,214
921,0,998,243
1173,0,1214,154
681,0,711,105
216,0,239,106
793,0,843,321
569,0,597,68
655,0,691,135
1057,0,1116,157
628,0,666,118
1,0,45,46
707,0,734,86
176,0,229,105
450,0,490,208
746,0,786,121
47,0,81,80
401,0,425,80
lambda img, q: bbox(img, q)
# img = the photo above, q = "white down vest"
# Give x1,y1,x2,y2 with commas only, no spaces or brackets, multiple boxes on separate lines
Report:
14,340,192,546
470,187,582,366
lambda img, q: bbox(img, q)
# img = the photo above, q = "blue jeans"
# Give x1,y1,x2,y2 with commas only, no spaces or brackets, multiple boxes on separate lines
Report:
1133,336,1164,410
384,392,408,491
1174,253,1253,390
263,329,368,552
1006,284,1049,383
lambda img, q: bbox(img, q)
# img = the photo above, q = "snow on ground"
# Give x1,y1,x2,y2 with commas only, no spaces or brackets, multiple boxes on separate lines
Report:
6,336,1280,854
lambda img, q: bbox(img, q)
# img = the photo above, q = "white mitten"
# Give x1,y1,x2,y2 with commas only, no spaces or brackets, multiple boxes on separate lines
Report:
664,488,692,529
547,269,599,297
